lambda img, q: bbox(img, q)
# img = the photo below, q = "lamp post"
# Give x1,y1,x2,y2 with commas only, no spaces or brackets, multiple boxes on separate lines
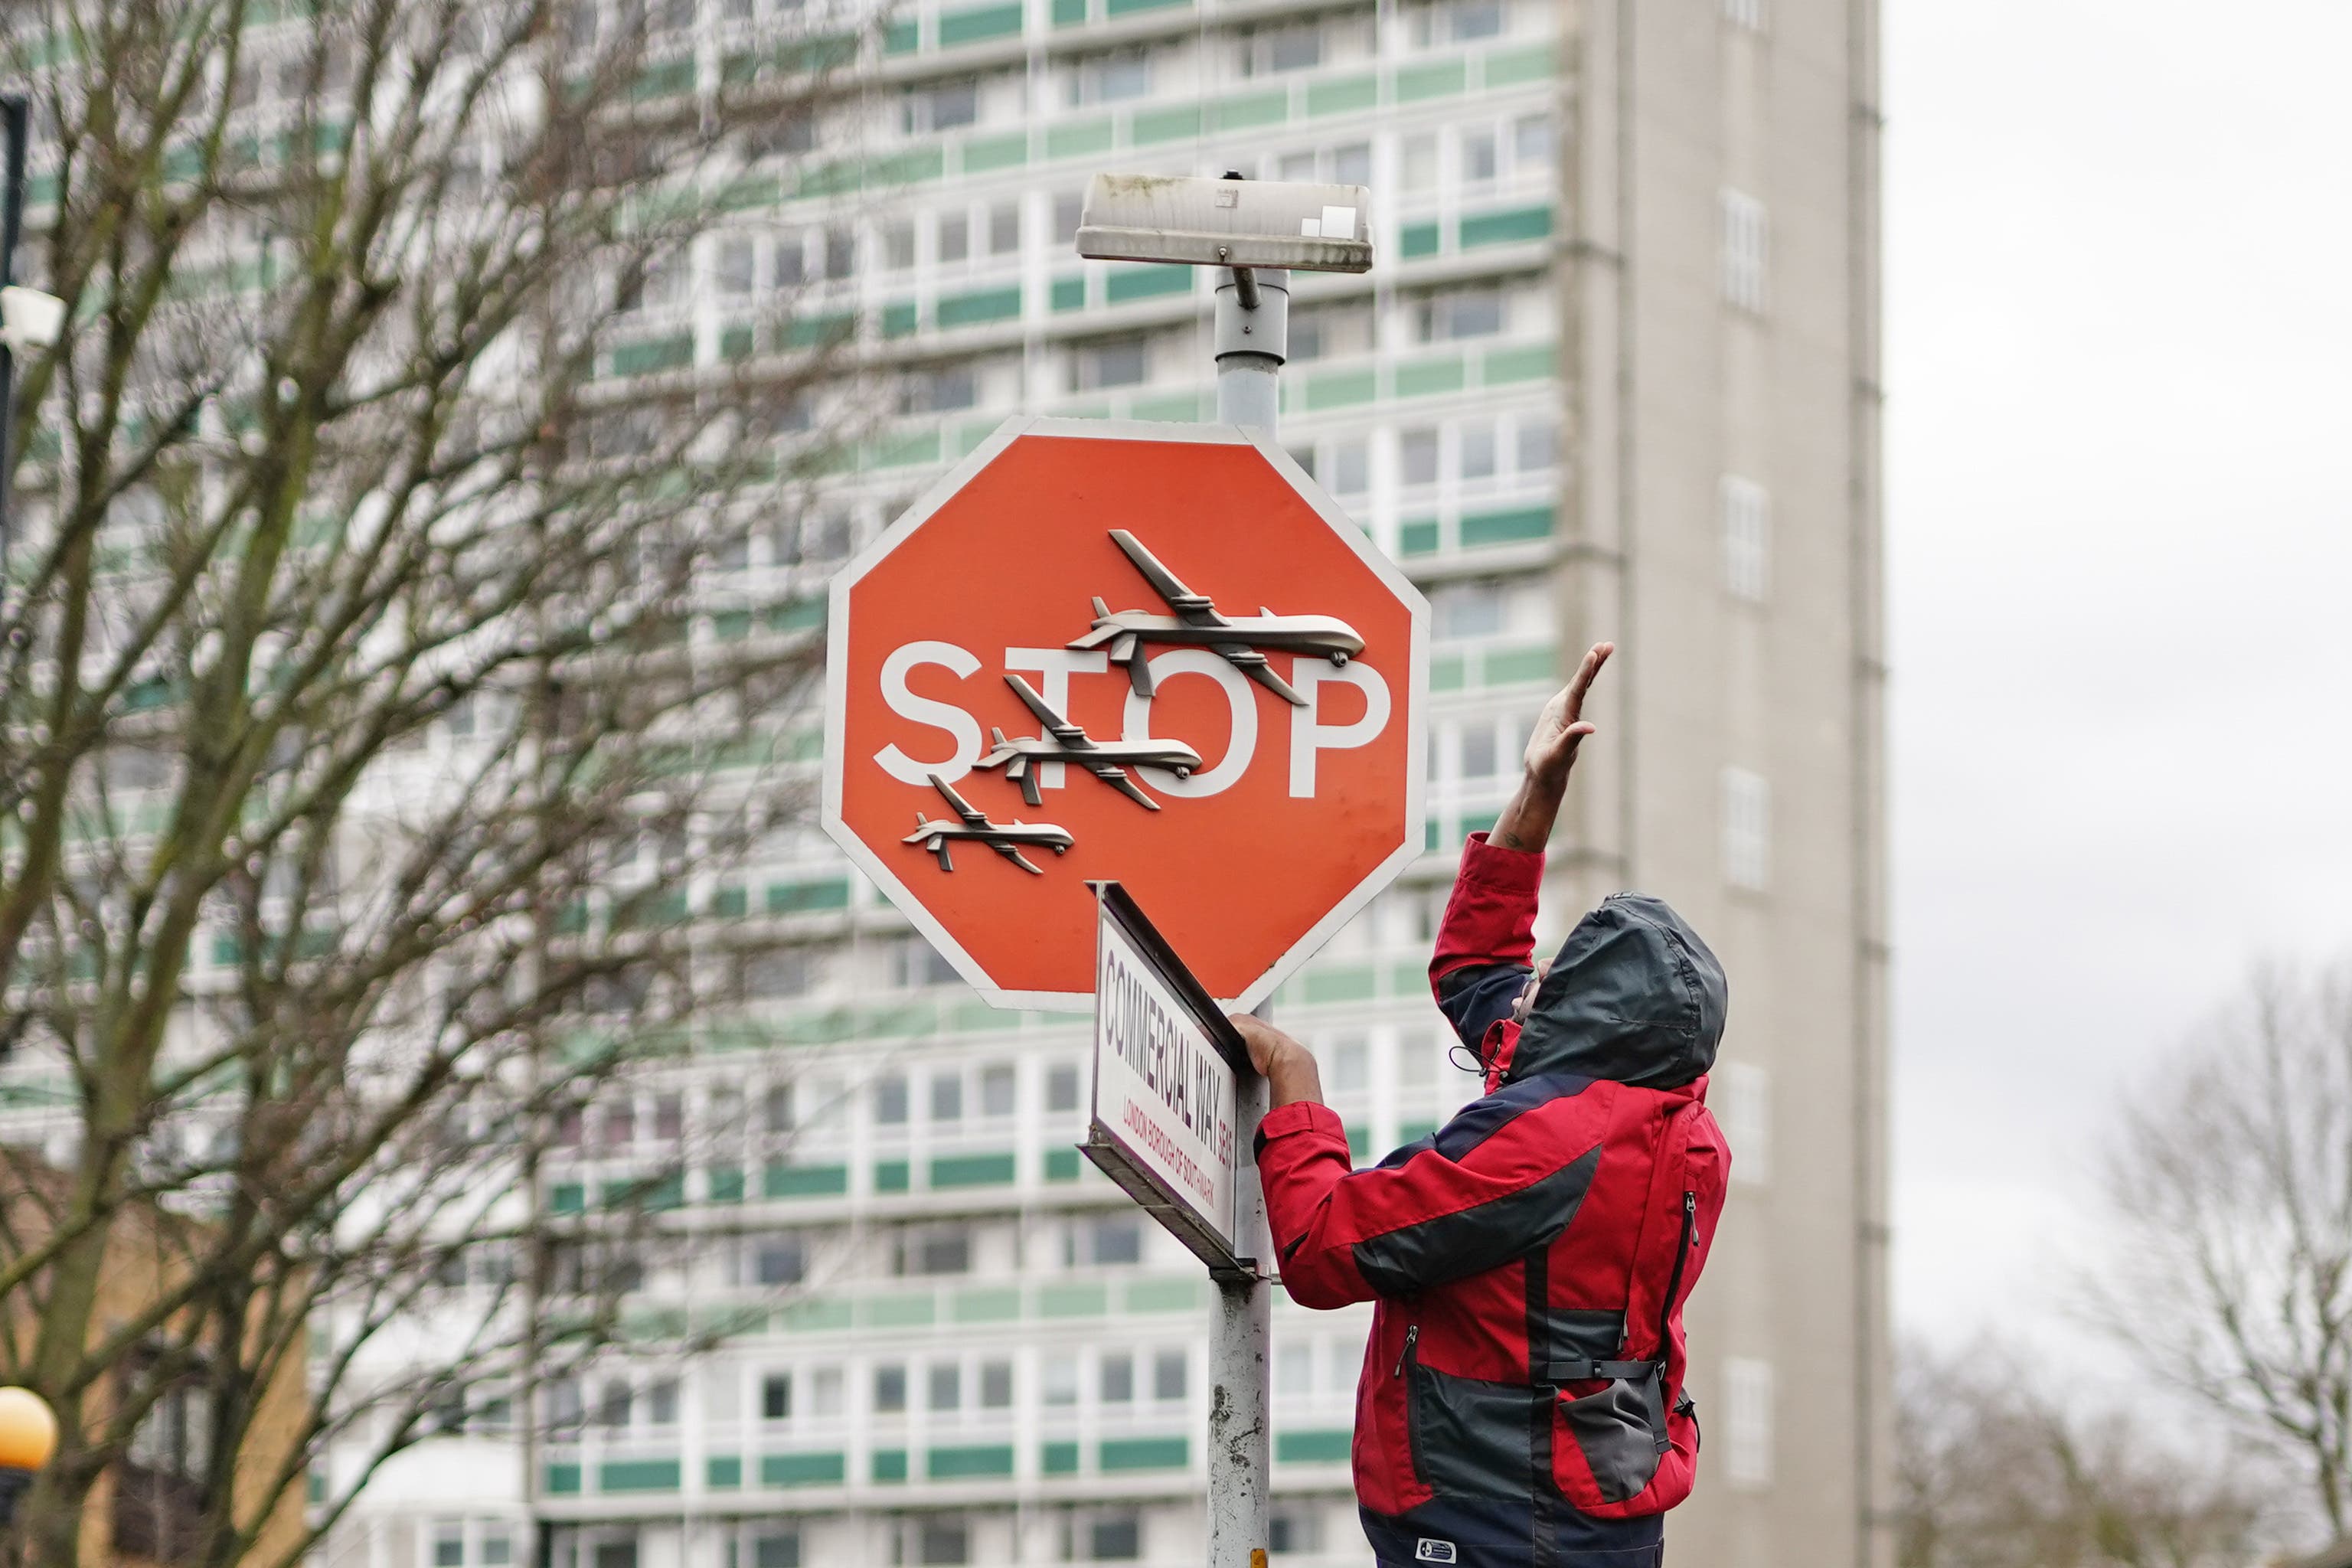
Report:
1074,168,1375,1568
0,1386,59,1527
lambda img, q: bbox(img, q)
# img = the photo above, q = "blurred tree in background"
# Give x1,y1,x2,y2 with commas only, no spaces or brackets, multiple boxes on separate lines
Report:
0,0,867,1560
2087,962,2352,1539
1893,1341,2269,1568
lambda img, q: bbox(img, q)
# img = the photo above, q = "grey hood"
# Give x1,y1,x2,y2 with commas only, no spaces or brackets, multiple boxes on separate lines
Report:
1508,893,1728,1089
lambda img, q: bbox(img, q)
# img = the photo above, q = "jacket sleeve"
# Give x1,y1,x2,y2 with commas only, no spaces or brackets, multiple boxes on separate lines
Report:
1253,1089,1606,1310
1428,831,1545,1052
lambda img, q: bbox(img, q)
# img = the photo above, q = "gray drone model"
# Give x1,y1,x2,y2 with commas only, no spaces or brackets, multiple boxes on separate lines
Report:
903,774,1075,874
1068,529,1366,707
978,675,1204,812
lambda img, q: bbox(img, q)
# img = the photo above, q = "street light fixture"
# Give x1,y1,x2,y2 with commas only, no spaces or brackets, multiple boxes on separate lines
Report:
0,1386,59,1527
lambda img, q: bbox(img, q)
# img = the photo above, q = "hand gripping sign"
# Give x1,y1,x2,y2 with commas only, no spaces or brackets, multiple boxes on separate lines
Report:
822,416,1430,1011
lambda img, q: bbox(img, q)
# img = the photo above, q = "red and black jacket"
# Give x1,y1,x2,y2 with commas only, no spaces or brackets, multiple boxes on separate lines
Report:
1256,835,1730,1556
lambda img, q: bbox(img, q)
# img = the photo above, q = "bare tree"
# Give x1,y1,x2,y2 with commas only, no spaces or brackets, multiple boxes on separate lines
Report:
1894,1340,2271,1568
2082,962,2352,1539
0,0,877,1562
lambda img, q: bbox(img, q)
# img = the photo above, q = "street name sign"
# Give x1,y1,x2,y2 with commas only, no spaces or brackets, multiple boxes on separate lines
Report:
1082,882,1247,1274
821,415,1430,1011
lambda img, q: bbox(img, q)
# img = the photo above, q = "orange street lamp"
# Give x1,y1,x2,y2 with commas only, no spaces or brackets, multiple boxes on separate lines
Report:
0,1387,58,1526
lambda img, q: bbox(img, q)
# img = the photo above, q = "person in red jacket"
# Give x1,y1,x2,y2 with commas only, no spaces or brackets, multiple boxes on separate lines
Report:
1232,643,1730,1568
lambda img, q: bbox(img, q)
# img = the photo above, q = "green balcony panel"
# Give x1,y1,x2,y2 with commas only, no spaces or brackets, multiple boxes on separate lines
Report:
1045,118,1115,160
710,884,750,919
1100,1436,1189,1472
872,428,943,467
1041,1440,1082,1474
937,286,1024,329
1276,1429,1352,1464
720,175,782,211
632,58,695,99
884,18,920,52
1124,1276,1200,1313
872,146,947,187
778,1297,854,1332
549,1182,586,1215
784,312,854,348
1461,808,1501,836
1051,0,1087,22
939,0,1022,44
766,877,850,913
1132,104,1202,143
1482,645,1559,686
1308,74,1380,116
772,598,828,633
1397,1119,1439,1145
929,1444,1016,1480
1302,965,1377,1004
1460,205,1553,250
952,1286,1023,1323
1105,0,1185,15
720,324,756,362
1399,519,1442,557
962,131,1030,175
1305,368,1378,410
599,1459,681,1493
1396,59,1468,101
1481,344,1554,385
1038,1279,1109,1317
710,610,753,643
1395,355,1467,399
707,1455,743,1489
1346,1122,1371,1161
1051,276,1087,312
611,335,694,377
1106,263,1191,305
543,1463,581,1495
1460,505,1554,548
1430,653,1468,691
882,301,920,338
932,1151,1018,1187
874,1159,912,1193
1212,90,1288,132
872,1449,909,1483
864,1292,936,1328
707,1165,746,1204
763,1162,850,1200
762,1452,848,1488
1483,42,1556,87
1132,391,1204,422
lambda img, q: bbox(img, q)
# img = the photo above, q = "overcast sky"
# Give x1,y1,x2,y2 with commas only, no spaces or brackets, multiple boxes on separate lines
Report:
1886,0,2352,1365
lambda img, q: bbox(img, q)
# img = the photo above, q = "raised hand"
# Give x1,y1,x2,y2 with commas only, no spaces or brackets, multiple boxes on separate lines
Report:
1522,642,1614,787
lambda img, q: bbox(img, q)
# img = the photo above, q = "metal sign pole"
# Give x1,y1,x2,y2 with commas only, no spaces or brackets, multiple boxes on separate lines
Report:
1207,253,1287,1568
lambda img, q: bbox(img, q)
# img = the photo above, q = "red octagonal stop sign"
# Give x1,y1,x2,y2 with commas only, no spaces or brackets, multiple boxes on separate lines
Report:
822,416,1429,1010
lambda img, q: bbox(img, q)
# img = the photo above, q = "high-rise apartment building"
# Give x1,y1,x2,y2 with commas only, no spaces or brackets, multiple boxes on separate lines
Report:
318,0,1885,1564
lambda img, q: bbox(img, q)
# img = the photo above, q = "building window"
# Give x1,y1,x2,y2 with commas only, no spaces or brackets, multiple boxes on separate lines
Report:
1081,1513,1142,1560
896,1223,974,1276
1400,426,1440,487
1269,1503,1324,1554
1723,0,1766,31
988,202,1021,255
917,1517,971,1565
1067,50,1151,105
980,1064,1016,1117
929,1362,962,1412
930,1071,963,1123
1047,1063,1083,1113
482,1530,514,1566
1068,1214,1142,1266
1723,1356,1774,1488
1099,1353,1134,1404
874,1075,910,1125
1717,1061,1771,1185
1043,1358,1080,1407
874,1363,908,1414
648,1379,679,1426
1720,475,1771,602
1719,189,1769,313
762,1373,792,1421
1152,1349,1187,1401
753,1532,800,1568
980,1360,1014,1409
1415,287,1505,341
1074,337,1149,391
903,79,979,134
434,1524,466,1566
1275,1343,1312,1396
1721,768,1770,891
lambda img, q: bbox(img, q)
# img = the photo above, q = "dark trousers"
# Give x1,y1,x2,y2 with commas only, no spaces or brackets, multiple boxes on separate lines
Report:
1363,1495,1665,1568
